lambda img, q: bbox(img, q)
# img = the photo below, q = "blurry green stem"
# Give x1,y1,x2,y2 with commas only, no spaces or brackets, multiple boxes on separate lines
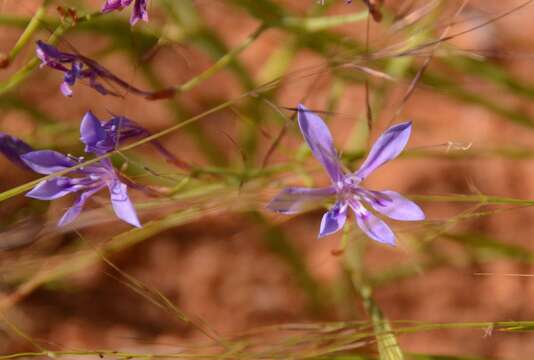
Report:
3,0,51,67
175,24,267,93
0,12,102,96
344,228,404,360
282,11,367,31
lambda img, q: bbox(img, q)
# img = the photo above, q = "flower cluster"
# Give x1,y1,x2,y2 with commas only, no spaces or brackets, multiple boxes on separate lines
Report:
268,105,424,245
22,2,423,245
0,112,184,228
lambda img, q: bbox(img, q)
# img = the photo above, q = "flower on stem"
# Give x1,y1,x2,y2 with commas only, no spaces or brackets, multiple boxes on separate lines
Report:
22,150,141,227
80,111,190,169
267,104,424,246
36,41,155,98
101,0,149,25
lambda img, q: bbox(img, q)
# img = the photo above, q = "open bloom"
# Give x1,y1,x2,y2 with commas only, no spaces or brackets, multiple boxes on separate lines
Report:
102,0,148,25
267,104,424,245
22,151,141,228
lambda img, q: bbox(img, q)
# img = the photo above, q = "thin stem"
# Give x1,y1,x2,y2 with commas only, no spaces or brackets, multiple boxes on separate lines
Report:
175,24,267,93
2,0,51,68
0,11,102,96
344,227,404,360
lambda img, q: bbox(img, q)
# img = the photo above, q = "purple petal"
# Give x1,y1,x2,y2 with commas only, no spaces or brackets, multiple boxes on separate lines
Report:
365,190,425,221
21,150,77,175
60,81,73,97
355,121,412,180
80,111,107,151
130,0,148,25
101,0,132,12
108,180,141,227
297,104,344,183
319,201,348,238
351,202,395,246
0,132,34,169
267,186,336,214
26,177,76,200
35,41,77,64
58,187,103,227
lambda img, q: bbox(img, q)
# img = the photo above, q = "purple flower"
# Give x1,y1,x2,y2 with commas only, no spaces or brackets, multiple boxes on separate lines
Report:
102,0,149,25
22,151,141,228
36,41,154,98
80,111,190,169
267,104,424,246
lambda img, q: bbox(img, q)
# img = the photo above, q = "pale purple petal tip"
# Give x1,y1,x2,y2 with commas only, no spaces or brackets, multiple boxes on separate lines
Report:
267,186,336,214
353,205,395,246
318,201,348,238
367,190,425,221
21,150,77,175
60,82,73,97
109,180,141,227
356,121,412,180
58,187,102,227
297,104,344,183
26,178,75,200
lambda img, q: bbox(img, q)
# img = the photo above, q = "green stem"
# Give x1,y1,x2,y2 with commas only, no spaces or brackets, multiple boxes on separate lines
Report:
3,0,51,67
0,11,102,96
344,228,404,360
175,24,267,93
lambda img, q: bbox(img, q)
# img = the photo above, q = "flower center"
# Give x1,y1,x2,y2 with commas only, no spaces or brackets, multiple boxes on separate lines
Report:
335,174,363,201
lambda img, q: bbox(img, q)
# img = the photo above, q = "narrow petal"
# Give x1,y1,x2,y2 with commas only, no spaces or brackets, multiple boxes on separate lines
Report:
0,132,34,169
319,201,348,238
130,0,148,25
351,202,395,246
365,190,425,221
355,121,412,179
80,111,106,150
267,186,336,214
60,82,73,97
26,177,76,200
35,41,76,63
58,187,102,227
297,104,344,183
101,0,131,12
108,180,141,227
21,150,77,175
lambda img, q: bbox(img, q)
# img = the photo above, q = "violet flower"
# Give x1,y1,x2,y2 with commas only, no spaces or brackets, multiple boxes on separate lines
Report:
22,151,141,228
102,0,149,25
36,41,153,98
267,104,424,245
80,111,190,169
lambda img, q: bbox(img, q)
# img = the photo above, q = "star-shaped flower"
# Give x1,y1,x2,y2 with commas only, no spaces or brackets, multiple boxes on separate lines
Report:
22,150,141,228
268,104,424,245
